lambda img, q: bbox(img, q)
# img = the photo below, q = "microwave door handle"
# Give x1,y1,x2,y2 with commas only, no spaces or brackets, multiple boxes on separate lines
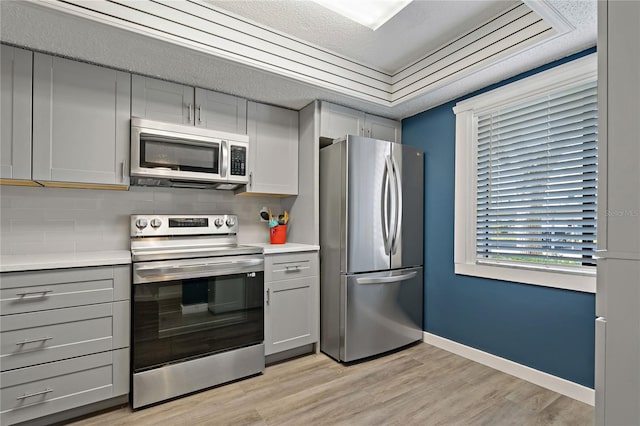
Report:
220,140,228,178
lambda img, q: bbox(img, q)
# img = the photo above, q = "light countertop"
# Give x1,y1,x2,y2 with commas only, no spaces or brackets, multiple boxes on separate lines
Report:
0,250,132,273
251,243,320,254
0,244,320,272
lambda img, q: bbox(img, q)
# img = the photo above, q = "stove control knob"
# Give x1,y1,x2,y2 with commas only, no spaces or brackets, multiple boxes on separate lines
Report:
214,218,225,228
150,218,162,229
135,218,148,230
226,217,236,227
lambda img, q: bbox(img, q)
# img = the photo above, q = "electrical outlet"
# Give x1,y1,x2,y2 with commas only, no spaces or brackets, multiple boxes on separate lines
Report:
259,206,269,223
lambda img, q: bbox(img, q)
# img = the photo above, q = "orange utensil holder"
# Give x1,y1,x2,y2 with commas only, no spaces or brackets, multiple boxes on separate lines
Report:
269,225,287,244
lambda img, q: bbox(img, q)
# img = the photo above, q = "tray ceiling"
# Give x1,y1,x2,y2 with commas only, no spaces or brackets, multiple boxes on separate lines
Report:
0,0,596,119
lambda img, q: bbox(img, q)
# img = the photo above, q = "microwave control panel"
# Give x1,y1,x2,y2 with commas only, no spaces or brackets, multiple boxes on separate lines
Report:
230,146,247,176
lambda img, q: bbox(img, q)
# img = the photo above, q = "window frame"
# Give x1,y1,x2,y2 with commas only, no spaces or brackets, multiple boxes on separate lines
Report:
453,54,597,293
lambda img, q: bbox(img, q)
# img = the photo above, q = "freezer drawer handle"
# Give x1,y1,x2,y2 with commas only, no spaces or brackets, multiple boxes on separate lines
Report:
356,271,417,285
16,388,53,400
16,336,53,346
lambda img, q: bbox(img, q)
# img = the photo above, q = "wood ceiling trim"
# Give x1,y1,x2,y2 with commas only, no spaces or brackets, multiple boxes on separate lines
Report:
42,0,570,107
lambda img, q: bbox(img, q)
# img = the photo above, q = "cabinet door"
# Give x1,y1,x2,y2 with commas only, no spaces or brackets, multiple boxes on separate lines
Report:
131,75,194,125
1,45,32,180
265,276,318,356
365,114,402,143
245,101,298,195
319,102,365,140
32,54,130,186
195,88,247,134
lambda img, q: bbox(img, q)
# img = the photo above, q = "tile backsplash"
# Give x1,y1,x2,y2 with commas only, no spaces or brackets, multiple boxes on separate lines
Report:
0,185,283,255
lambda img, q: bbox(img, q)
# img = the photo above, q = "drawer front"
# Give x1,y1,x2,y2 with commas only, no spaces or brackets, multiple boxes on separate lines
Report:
0,280,114,315
265,252,318,282
1,304,115,371
1,352,113,425
0,265,130,302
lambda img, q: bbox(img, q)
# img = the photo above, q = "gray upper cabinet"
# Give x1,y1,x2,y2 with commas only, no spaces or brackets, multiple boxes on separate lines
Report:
132,75,247,134
243,101,298,195
131,75,194,125
195,88,247,134
319,102,365,140
365,114,402,143
1,45,32,181
319,101,401,143
32,53,130,186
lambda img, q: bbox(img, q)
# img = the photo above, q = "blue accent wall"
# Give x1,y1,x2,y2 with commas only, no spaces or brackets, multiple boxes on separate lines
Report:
402,47,597,388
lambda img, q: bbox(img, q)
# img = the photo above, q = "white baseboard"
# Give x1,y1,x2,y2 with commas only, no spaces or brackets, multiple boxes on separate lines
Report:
423,332,595,406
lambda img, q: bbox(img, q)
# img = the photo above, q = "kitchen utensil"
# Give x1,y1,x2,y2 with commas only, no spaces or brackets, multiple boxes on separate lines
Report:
269,220,279,228
260,210,270,221
284,211,289,224
278,215,285,225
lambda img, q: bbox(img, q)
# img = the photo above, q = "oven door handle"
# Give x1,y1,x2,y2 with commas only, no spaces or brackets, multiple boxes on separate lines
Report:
134,258,264,282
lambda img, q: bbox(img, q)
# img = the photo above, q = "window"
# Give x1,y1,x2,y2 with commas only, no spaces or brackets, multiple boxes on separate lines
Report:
454,54,597,293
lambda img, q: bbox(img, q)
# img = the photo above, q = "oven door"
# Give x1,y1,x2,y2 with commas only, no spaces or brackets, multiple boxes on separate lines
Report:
132,255,264,373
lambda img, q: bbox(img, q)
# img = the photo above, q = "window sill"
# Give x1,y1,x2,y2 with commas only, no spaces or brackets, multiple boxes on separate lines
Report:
454,262,596,293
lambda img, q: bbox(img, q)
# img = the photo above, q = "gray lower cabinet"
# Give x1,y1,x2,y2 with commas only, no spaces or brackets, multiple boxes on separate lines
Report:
0,265,130,426
264,252,319,356
242,101,298,196
132,75,247,134
0,45,32,182
32,53,131,187
319,101,401,143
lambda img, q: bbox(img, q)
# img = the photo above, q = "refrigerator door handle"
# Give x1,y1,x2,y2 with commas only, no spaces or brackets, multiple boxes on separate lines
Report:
356,271,417,285
390,154,403,255
384,155,397,256
382,156,394,255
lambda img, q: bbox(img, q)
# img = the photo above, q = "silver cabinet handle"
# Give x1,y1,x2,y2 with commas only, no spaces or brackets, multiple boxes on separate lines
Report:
249,172,253,188
16,389,53,400
197,105,202,124
285,265,301,271
121,159,127,182
15,290,52,298
16,336,53,346
356,271,417,285
187,103,192,123
266,288,270,305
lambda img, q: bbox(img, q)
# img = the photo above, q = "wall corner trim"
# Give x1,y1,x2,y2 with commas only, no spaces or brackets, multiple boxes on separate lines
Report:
423,332,595,406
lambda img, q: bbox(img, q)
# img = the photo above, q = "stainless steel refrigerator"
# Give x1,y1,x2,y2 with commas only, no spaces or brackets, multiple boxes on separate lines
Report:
320,134,424,362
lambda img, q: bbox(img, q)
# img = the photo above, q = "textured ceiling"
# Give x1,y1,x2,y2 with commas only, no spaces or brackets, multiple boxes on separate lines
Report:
0,0,596,119
207,0,518,74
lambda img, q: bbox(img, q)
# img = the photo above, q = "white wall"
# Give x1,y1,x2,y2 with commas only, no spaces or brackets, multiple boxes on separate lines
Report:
0,185,282,255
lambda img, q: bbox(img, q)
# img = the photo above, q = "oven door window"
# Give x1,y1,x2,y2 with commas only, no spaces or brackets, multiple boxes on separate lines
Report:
140,138,219,174
133,271,263,372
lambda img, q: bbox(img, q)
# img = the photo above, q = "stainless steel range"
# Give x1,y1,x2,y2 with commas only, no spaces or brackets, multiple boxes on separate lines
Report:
130,214,264,409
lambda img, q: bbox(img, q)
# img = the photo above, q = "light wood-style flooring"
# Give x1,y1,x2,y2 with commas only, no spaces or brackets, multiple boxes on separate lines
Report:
69,343,593,426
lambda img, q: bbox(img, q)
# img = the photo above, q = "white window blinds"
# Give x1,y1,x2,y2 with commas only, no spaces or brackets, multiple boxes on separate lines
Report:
476,80,598,268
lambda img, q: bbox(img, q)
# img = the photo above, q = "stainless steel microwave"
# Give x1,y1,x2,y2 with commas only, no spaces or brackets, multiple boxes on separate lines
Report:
130,118,249,190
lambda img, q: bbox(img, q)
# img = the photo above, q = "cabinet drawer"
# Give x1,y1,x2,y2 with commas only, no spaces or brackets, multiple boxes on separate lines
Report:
0,350,124,425
0,266,129,315
265,252,318,282
1,302,129,371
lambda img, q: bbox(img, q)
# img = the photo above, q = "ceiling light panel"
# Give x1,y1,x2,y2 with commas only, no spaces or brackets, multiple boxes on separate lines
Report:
311,0,413,30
